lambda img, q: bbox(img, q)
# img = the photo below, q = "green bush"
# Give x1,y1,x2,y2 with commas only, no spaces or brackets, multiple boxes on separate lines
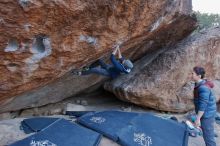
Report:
194,11,220,29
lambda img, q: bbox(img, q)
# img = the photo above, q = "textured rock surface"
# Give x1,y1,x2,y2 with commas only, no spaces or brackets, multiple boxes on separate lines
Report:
0,0,196,112
104,27,220,112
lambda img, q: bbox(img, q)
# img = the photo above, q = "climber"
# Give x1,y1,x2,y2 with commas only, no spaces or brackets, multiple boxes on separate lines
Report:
72,46,133,78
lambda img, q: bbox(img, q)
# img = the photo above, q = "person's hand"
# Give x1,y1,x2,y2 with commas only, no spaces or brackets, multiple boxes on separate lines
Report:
112,45,119,55
116,45,120,51
194,118,201,127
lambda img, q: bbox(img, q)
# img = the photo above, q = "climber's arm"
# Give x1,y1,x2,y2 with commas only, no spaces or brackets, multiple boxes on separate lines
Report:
117,46,123,59
112,46,118,55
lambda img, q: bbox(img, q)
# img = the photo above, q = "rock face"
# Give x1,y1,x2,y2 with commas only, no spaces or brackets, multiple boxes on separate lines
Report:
104,27,220,112
0,0,196,113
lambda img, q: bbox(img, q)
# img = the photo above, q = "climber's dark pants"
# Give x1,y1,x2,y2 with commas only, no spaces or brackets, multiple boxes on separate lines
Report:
81,60,112,77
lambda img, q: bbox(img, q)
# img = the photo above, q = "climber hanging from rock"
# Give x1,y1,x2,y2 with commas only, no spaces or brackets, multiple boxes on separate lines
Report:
72,46,133,78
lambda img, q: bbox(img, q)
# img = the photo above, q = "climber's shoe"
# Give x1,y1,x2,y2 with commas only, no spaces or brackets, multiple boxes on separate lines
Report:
71,69,82,76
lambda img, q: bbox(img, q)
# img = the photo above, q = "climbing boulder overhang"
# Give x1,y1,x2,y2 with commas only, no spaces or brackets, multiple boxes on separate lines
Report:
0,0,196,113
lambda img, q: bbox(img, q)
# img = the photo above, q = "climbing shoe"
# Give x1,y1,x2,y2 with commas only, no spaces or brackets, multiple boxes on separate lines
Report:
71,70,82,75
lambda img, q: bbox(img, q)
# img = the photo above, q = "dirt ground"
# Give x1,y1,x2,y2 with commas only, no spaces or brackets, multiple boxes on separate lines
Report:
0,91,219,146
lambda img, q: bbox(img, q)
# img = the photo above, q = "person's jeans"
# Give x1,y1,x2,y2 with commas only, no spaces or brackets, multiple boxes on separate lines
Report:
81,60,112,77
201,117,216,146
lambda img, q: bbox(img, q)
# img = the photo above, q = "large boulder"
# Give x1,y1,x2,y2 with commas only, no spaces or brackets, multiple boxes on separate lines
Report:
104,27,220,112
0,0,196,113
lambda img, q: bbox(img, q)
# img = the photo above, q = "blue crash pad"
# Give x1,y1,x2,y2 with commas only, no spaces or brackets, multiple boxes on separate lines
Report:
118,113,188,146
78,110,137,141
11,118,101,146
21,117,59,134
66,111,94,117
78,110,188,146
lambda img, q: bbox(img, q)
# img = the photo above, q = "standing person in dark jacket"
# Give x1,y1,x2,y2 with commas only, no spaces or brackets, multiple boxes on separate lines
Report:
72,46,133,78
191,66,217,146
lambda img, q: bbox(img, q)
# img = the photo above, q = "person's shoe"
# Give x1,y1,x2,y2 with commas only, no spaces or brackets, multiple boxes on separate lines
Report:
71,70,82,75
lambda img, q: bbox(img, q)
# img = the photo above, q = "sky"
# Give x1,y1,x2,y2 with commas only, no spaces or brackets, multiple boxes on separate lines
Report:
192,0,220,14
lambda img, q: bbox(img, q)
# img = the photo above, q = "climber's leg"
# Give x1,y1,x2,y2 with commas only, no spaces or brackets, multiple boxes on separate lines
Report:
98,59,111,70
72,67,111,77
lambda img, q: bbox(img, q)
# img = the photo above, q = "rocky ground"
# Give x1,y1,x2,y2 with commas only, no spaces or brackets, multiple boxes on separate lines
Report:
0,91,219,146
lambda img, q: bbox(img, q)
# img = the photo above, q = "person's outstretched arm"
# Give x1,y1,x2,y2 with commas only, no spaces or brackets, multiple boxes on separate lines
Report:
111,46,124,72
117,46,123,59
112,46,118,55
117,46,125,62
